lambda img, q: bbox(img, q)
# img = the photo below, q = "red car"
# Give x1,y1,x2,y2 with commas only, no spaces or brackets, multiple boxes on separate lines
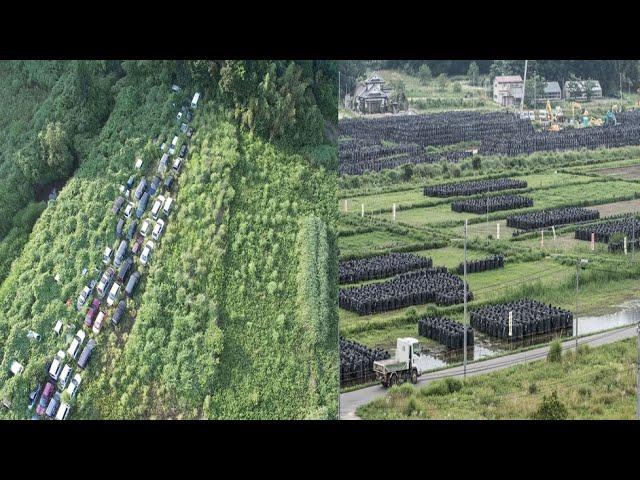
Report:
36,382,55,416
84,298,101,327
131,236,143,255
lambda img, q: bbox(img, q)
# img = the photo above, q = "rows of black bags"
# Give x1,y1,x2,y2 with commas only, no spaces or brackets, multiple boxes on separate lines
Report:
339,267,473,315
455,255,504,275
339,111,534,147
340,337,390,386
609,238,640,252
424,178,527,198
574,216,640,243
506,207,599,231
481,122,640,157
470,299,573,341
451,194,533,214
339,253,432,284
339,150,473,176
418,316,474,349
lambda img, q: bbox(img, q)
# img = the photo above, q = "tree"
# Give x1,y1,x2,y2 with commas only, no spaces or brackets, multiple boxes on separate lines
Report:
418,65,432,85
467,61,480,86
38,122,74,175
437,73,448,92
532,391,569,420
524,74,547,108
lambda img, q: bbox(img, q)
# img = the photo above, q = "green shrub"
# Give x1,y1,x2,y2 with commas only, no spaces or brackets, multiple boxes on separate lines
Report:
532,391,569,420
528,383,538,394
404,396,420,417
547,339,562,363
420,377,462,397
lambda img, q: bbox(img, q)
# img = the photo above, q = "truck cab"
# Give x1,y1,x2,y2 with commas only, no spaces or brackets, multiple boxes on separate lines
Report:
373,337,431,388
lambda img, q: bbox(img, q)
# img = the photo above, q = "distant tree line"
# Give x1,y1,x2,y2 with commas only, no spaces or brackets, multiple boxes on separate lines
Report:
339,60,640,98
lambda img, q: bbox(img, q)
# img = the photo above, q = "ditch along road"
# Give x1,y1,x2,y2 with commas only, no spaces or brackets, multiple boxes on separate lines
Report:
340,324,638,420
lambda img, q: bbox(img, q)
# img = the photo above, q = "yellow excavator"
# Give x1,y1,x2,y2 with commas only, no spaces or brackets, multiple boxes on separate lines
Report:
547,100,561,131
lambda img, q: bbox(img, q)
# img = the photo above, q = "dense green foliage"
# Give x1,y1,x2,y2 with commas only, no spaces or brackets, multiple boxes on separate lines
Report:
191,60,337,151
0,62,180,417
0,60,338,419
0,61,120,283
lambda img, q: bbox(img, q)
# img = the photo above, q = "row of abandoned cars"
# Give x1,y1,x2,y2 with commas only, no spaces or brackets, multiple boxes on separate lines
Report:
24,90,200,420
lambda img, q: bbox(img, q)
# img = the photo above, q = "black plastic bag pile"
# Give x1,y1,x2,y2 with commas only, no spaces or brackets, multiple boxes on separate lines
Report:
339,253,432,284
507,207,599,231
340,337,390,386
424,178,527,198
575,216,640,243
451,194,533,214
339,267,473,315
455,255,504,275
470,299,573,341
418,316,474,348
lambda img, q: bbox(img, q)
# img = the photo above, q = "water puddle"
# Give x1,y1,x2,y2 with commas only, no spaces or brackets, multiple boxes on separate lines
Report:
416,300,640,371
575,299,640,335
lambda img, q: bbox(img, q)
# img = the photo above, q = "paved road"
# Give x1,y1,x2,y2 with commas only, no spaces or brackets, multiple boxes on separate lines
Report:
340,325,638,420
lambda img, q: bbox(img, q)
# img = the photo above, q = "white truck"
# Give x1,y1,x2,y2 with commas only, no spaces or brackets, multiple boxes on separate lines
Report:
373,337,431,388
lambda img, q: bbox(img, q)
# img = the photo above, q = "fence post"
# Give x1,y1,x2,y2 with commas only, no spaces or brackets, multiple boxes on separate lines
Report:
392,203,396,222
361,203,364,217
496,222,500,240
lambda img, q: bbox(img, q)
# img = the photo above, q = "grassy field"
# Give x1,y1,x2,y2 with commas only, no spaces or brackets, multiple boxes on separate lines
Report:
371,178,639,230
374,69,499,113
339,149,640,356
358,338,637,419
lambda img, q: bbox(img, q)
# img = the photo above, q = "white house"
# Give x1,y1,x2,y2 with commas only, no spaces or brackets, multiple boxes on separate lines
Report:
493,75,524,107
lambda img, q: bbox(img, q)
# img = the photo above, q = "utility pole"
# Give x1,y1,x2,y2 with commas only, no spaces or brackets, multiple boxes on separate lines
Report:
486,194,489,239
575,259,579,351
633,216,636,261
338,70,341,107
520,60,528,114
463,219,468,379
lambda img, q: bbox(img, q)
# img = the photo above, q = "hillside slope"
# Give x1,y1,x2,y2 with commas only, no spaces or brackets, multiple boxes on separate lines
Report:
0,60,338,419
0,62,188,417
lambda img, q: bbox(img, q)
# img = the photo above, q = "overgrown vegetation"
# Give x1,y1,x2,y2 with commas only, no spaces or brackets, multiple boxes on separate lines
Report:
0,60,338,419
358,338,637,419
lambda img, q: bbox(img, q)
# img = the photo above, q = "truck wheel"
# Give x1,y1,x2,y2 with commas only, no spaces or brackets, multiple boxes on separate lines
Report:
411,369,418,385
389,374,398,387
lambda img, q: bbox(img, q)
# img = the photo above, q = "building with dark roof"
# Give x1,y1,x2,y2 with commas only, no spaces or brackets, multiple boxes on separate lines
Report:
352,74,392,114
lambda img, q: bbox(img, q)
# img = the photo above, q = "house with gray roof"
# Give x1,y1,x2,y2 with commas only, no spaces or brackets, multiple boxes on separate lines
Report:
353,74,392,114
543,81,562,101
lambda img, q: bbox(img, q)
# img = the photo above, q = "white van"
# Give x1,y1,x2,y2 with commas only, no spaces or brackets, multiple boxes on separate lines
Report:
49,351,66,381
58,364,73,389
107,283,120,307
55,402,71,420
151,195,165,220
152,219,165,241
162,197,173,216
67,330,86,359
169,136,179,155
191,92,200,109
67,374,82,398
93,310,105,334
140,219,151,237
